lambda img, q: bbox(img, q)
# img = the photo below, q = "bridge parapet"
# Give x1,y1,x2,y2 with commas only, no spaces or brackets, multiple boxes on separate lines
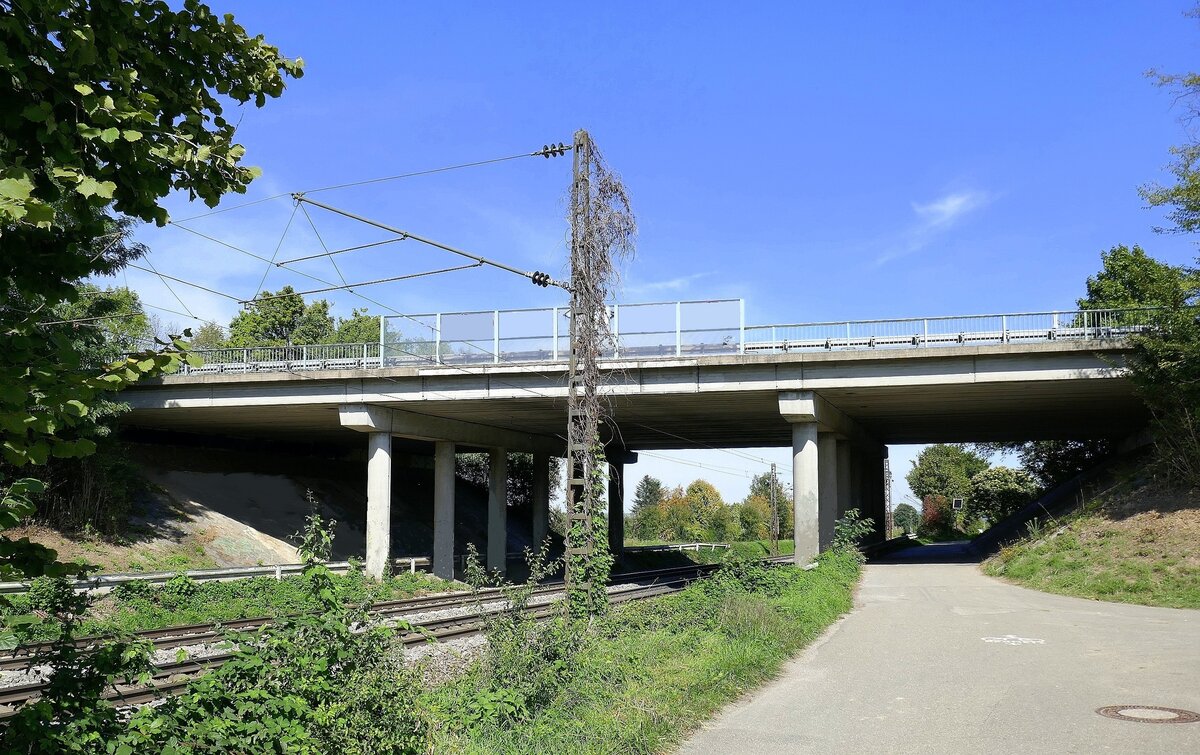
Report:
169,302,1154,377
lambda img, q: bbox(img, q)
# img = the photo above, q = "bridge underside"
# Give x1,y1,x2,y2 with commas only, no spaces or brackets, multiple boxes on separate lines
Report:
122,377,1144,448
121,341,1149,579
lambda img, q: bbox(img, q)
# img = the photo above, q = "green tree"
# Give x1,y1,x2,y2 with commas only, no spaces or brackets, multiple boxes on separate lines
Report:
1141,9,1200,235
906,444,988,503
704,504,742,542
972,440,1112,490
1077,247,1200,485
334,308,381,343
893,502,919,534
632,475,664,511
628,475,665,540
227,287,335,346
746,470,791,537
738,495,771,541
1076,245,1198,312
684,479,723,534
189,321,227,350
0,0,300,697
967,467,1039,523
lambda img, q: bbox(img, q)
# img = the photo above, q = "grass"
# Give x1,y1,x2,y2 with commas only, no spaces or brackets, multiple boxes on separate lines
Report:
621,539,795,570
983,482,1200,609
4,568,462,641
427,550,860,753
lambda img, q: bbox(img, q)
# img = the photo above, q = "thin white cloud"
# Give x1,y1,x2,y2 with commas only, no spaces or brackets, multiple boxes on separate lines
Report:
911,191,987,227
873,189,991,266
624,271,712,297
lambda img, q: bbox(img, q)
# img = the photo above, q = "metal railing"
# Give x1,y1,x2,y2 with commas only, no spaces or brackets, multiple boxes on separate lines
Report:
0,557,431,595
742,308,1155,353
172,304,1155,375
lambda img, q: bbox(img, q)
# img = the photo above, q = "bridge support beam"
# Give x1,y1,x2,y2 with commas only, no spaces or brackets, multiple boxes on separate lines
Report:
433,441,455,580
606,449,638,560
365,432,392,580
487,448,508,574
818,433,839,551
532,452,550,552
836,439,853,519
790,421,820,564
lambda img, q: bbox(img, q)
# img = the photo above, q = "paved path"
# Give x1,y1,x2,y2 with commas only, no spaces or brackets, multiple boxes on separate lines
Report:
679,561,1200,754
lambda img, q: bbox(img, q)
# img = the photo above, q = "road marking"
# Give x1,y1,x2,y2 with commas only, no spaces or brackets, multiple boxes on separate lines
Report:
981,635,1045,646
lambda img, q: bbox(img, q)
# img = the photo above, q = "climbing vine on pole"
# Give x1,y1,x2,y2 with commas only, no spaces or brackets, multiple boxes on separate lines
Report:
563,129,636,617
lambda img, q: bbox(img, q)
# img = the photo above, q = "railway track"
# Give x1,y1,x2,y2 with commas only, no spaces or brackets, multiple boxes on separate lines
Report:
0,558,778,716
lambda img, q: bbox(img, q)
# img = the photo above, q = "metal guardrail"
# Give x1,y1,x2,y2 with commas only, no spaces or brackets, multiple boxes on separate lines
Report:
742,308,1155,353
171,304,1156,375
624,542,731,553
0,557,431,595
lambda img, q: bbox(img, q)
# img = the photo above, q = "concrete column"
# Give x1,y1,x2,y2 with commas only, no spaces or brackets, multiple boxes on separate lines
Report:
849,447,863,514
365,432,392,580
487,448,508,574
791,421,819,564
817,433,839,551
433,441,455,580
836,439,853,519
608,459,625,559
531,452,550,551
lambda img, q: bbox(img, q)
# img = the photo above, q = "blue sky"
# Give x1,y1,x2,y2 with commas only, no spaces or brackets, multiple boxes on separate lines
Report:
117,1,1200,506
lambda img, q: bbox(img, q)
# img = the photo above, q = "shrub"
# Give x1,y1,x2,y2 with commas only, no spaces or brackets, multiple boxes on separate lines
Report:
159,573,199,610
968,466,1039,523
112,579,155,604
920,494,951,532
26,575,80,616
832,508,875,561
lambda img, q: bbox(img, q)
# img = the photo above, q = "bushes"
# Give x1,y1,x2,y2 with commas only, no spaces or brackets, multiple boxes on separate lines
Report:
967,466,1038,523
431,550,861,753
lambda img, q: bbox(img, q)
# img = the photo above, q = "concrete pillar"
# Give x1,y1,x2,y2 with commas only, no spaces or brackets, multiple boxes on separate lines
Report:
487,448,508,574
836,439,853,519
531,452,550,551
818,433,839,551
433,441,455,580
608,459,625,559
849,447,863,514
791,422,819,564
365,432,392,580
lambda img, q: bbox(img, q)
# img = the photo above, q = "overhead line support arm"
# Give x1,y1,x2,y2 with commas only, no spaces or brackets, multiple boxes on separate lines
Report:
291,194,571,292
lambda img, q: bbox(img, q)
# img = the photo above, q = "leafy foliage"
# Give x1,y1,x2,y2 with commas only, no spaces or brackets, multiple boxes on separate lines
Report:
1076,246,1200,486
227,286,335,347
905,444,989,502
967,466,1039,523
831,508,876,562
893,502,920,534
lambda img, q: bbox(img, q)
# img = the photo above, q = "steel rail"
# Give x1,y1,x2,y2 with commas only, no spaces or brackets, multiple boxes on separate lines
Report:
0,565,728,717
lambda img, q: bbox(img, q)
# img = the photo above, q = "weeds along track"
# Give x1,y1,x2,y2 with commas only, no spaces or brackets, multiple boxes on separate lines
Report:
0,560,759,717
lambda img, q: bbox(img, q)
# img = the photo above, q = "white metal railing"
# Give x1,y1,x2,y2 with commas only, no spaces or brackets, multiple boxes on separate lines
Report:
742,308,1155,353
172,305,1155,375
0,557,431,595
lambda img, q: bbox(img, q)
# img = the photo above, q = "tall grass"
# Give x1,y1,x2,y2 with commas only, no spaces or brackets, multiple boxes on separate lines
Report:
428,551,860,753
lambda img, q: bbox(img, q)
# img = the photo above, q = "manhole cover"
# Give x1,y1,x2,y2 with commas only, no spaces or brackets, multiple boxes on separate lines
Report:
1096,705,1200,724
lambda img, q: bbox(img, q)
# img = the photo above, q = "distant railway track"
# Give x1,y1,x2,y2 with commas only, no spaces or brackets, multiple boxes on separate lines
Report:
0,557,799,717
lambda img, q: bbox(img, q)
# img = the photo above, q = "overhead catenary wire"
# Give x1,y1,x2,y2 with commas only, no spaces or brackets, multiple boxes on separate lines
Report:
273,236,407,267
251,203,300,300
168,143,572,224
239,262,484,304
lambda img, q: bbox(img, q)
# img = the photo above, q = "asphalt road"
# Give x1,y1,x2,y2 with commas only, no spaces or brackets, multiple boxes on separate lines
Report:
679,560,1200,754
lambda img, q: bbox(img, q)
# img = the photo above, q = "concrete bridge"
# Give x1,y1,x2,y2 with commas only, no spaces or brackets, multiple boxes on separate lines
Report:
121,301,1151,579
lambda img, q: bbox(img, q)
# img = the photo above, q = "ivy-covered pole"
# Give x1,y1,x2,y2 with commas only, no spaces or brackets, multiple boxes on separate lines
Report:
563,129,635,617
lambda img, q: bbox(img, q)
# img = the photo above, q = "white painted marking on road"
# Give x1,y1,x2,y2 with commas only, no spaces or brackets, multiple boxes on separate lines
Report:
981,635,1046,646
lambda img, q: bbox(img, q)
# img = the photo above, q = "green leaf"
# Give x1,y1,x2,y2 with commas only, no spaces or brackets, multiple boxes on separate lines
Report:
75,177,117,199
100,127,120,143
0,174,34,202
122,130,143,142
74,83,94,95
